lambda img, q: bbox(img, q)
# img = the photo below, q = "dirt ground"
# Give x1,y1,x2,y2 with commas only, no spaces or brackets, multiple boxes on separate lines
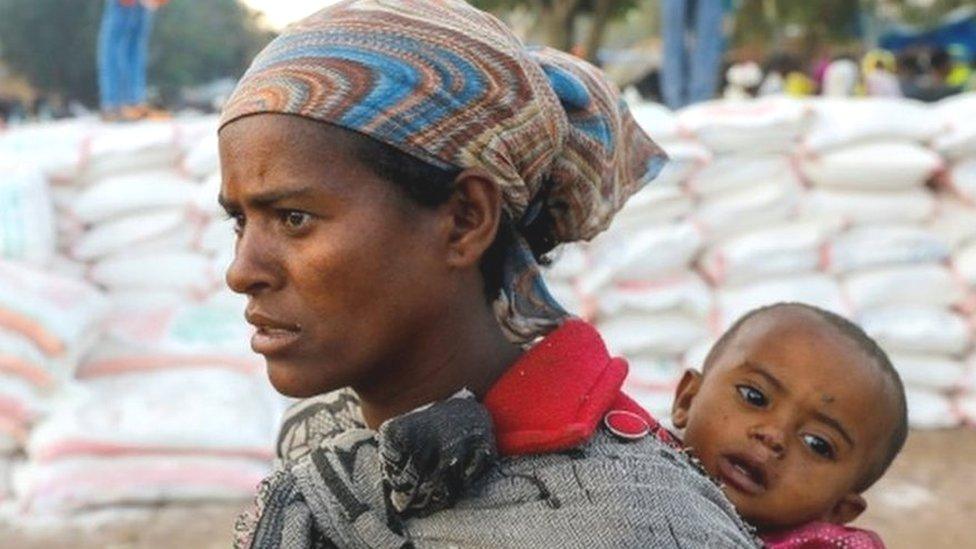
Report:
1,429,973,548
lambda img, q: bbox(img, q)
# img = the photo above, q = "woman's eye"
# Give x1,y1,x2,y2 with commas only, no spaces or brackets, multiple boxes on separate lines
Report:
803,434,835,459
226,212,245,235
736,385,767,407
280,210,312,231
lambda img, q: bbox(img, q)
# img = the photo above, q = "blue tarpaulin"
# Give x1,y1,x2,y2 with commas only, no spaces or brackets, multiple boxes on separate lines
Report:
880,8,976,57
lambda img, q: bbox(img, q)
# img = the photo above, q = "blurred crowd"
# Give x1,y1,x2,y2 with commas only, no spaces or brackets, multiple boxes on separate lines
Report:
726,45,976,102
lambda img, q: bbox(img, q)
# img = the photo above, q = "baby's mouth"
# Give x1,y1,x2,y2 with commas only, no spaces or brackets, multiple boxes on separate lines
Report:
717,454,768,496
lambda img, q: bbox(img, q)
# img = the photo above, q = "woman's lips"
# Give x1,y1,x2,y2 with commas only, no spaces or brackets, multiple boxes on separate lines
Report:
250,325,301,355
717,454,767,496
245,310,301,355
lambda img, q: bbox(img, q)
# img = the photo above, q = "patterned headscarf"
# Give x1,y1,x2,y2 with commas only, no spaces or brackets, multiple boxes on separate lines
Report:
220,0,666,342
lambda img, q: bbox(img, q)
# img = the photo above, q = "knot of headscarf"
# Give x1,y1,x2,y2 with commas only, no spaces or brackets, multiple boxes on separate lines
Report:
220,0,667,342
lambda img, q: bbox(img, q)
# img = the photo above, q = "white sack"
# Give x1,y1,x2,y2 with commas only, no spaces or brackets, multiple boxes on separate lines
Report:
906,389,959,429
79,121,180,183
542,243,588,282
28,369,279,462
954,241,976,286
803,98,941,152
89,251,216,295
930,197,976,250
611,184,694,230
70,209,189,261
694,180,801,236
0,331,63,388
79,300,258,377
191,172,224,217
0,260,106,358
0,163,56,265
197,216,236,255
801,188,937,226
71,171,197,224
932,93,976,159
948,157,976,204
630,102,680,142
625,355,685,392
799,142,943,190
581,222,703,293
0,119,90,181
700,220,839,286
598,274,712,320
688,155,797,196
0,372,46,426
842,265,965,311
828,225,949,273
15,455,270,514
676,97,809,153
598,313,708,357
889,353,965,392
653,140,710,187
859,306,971,357
180,133,220,180
716,274,847,331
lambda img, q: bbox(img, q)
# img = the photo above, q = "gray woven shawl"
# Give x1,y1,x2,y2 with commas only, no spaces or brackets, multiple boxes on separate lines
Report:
235,390,760,548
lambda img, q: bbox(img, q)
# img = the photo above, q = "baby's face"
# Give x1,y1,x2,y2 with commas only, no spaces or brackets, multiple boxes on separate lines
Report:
672,308,899,532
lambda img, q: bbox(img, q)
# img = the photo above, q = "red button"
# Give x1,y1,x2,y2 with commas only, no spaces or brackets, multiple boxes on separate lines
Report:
603,410,649,441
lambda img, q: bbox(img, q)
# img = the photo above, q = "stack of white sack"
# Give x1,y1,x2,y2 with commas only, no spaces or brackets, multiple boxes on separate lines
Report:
0,260,107,502
930,93,976,427
540,243,590,319
581,213,710,417
0,163,56,266
44,117,233,301
14,368,280,513
797,98,943,226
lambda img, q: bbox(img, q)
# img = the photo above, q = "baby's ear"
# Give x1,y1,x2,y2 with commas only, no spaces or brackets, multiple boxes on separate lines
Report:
671,369,703,429
826,493,867,525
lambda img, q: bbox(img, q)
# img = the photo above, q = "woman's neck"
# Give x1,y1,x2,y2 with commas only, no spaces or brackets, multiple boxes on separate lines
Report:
353,305,522,430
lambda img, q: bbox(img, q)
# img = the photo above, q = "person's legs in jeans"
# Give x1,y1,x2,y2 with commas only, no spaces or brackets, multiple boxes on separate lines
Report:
97,0,129,113
689,0,725,104
123,4,155,108
660,0,689,109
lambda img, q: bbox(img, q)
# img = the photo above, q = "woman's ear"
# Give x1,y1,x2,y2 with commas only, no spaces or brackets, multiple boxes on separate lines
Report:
825,493,867,525
442,168,502,268
671,369,703,429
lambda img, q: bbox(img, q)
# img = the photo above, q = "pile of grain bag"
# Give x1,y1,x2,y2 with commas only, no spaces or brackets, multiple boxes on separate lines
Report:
539,94,976,429
0,116,281,514
0,261,107,505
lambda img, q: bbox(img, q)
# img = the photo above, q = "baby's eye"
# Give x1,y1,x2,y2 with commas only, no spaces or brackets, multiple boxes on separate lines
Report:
736,385,767,407
279,210,312,231
802,434,835,459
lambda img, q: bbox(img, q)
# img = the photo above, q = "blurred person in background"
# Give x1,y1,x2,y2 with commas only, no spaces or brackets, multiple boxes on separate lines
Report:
660,0,730,109
914,48,962,102
822,56,860,97
862,49,901,97
97,0,168,121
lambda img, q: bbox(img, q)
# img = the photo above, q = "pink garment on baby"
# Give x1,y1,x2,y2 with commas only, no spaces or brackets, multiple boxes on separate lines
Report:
762,521,885,548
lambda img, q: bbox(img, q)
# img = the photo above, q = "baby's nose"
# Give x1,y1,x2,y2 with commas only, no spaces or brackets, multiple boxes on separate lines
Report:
750,426,786,457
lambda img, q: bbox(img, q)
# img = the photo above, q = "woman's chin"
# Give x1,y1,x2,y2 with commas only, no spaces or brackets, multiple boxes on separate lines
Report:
265,359,344,398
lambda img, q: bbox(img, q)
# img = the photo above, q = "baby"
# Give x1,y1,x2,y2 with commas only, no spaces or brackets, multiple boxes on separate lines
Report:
671,302,907,546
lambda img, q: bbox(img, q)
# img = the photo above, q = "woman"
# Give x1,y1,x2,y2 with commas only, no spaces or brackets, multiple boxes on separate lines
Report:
219,1,758,547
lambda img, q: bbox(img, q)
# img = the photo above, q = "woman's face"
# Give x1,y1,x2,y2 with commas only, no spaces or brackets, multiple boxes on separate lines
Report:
218,114,451,398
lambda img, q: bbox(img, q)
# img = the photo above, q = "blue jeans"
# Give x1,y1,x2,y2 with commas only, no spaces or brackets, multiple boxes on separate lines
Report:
660,0,725,109
98,0,154,110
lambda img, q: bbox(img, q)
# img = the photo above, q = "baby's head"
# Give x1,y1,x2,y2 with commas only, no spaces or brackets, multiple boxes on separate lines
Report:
671,303,907,533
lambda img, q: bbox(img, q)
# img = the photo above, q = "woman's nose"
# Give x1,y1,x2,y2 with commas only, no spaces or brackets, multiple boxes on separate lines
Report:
225,227,279,296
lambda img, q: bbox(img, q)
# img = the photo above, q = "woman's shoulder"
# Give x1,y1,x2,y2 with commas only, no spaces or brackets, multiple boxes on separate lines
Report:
405,431,761,548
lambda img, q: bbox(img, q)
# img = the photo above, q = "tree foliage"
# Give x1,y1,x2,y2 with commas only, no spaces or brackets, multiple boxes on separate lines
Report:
0,0,273,107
